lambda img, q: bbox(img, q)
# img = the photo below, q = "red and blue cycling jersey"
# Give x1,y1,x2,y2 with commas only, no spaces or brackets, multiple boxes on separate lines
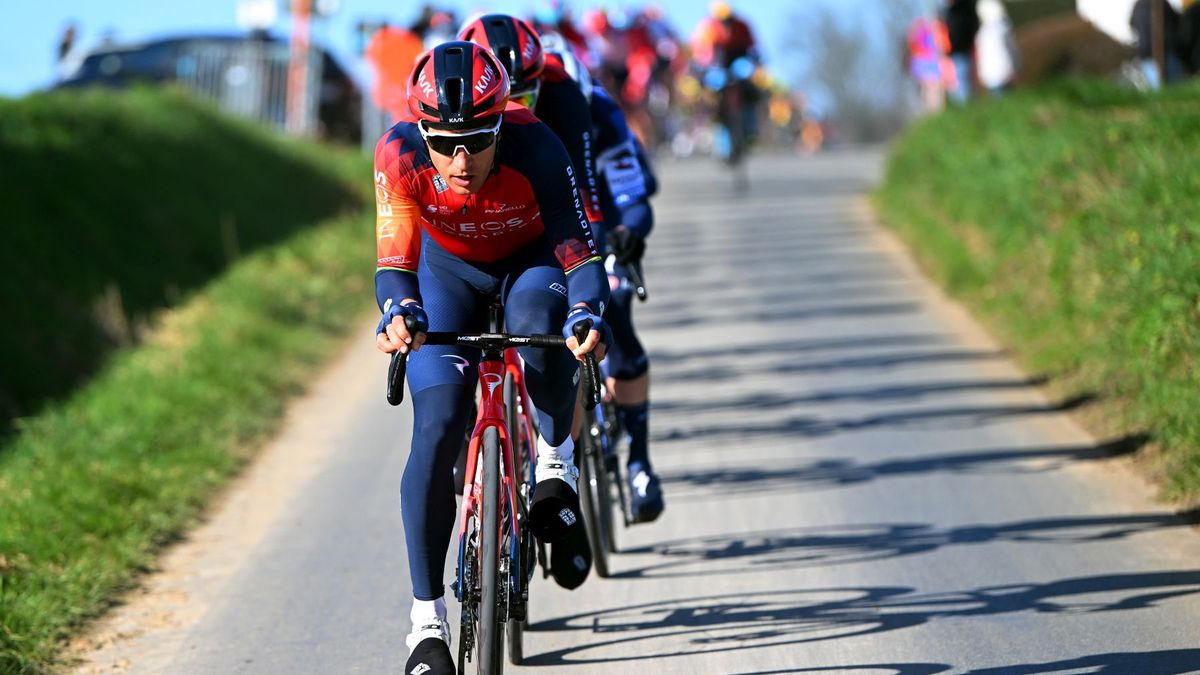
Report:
373,103,606,310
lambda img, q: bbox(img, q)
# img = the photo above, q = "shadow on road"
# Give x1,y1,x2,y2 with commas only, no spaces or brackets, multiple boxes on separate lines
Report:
525,573,1200,667
649,333,948,367
641,301,923,331
656,348,1007,385
611,511,1187,579
960,650,1200,674
653,395,1094,444
658,435,1147,502
727,650,1200,674
732,666,951,675
652,377,1047,416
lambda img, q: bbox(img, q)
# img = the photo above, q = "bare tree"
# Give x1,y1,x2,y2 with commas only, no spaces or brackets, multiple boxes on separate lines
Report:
785,0,924,142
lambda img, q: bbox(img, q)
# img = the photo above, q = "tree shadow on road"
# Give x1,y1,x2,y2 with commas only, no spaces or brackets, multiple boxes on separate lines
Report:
961,650,1200,674
733,665,952,675
658,435,1145,502
641,301,923,331
524,573,1200,668
649,333,948,367
727,650,1200,674
653,394,1093,444
652,377,1047,416
610,510,1189,580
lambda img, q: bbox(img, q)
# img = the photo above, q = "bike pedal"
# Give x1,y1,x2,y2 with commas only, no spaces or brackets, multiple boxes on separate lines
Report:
450,580,459,595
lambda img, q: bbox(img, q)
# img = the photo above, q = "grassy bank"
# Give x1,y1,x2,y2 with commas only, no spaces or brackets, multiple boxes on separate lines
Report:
0,88,364,429
0,90,373,673
876,81,1200,498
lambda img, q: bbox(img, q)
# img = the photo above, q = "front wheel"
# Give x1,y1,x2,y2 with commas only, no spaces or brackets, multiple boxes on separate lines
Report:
476,426,505,674
577,415,612,578
506,616,524,666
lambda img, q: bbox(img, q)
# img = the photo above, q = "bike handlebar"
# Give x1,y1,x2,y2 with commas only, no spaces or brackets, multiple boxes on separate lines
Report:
572,320,601,411
627,260,648,302
386,317,602,409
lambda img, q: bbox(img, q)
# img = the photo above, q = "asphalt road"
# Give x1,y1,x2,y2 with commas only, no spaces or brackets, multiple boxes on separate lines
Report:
75,150,1200,675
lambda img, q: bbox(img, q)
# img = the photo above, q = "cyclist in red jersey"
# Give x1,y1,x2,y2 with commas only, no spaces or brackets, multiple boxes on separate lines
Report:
373,41,608,675
458,13,608,591
690,1,759,70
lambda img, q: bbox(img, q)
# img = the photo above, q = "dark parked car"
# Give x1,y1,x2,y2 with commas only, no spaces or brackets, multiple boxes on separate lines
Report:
57,32,362,144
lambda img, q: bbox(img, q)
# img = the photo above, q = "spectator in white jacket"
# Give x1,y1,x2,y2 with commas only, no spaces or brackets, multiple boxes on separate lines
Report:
975,0,1018,94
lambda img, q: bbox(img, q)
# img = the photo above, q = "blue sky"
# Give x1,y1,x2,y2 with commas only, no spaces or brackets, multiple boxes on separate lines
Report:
0,0,810,98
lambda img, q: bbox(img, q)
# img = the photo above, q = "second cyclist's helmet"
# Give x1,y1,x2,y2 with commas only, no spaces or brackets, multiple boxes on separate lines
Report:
457,14,545,92
544,47,593,103
407,41,509,129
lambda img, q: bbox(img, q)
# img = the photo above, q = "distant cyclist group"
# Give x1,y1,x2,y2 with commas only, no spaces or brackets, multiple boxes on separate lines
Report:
370,6,765,673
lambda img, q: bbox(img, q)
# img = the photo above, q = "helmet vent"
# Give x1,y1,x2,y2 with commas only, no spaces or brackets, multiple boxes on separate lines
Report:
499,48,516,77
444,77,463,116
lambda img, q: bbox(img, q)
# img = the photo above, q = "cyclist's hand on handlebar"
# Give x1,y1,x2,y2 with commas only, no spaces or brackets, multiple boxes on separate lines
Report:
376,301,428,354
563,306,607,362
610,226,646,265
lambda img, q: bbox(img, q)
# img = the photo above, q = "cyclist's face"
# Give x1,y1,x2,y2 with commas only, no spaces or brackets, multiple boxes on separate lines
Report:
426,126,498,195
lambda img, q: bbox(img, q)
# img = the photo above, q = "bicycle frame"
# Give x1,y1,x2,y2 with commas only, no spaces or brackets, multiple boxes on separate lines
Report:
454,348,538,597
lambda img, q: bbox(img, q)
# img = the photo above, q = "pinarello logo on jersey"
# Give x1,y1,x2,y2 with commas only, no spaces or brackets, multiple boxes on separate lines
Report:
379,254,415,267
483,202,522,214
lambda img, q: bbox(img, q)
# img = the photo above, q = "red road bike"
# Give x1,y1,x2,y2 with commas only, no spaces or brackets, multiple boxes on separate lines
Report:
387,305,601,673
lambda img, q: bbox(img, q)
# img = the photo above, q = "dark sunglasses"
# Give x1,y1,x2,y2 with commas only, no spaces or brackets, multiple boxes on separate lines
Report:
419,116,502,156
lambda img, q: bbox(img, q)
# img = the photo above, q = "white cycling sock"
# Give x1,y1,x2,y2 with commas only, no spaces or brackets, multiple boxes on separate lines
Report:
410,597,447,625
537,435,575,466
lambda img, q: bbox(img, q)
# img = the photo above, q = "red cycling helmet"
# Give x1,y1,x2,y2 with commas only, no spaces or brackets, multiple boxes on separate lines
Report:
407,41,509,129
457,14,545,92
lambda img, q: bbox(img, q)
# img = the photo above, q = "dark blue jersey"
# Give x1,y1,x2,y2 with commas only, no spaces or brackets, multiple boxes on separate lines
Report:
531,62,604,228
590,87,656,242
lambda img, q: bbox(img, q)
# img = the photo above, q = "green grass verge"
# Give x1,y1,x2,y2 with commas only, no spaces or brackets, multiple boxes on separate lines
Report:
0,87,364,429
876,80,1200,498
0,91,373,673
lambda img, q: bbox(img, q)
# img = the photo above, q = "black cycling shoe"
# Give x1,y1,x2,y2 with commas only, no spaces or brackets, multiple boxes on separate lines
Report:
405,637,454,675
549,519,592,589
629,466,664,524
529,476,582,543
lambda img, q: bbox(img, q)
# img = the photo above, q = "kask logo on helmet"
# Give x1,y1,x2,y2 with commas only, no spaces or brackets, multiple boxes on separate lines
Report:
417,69,435,98
475,64,495,94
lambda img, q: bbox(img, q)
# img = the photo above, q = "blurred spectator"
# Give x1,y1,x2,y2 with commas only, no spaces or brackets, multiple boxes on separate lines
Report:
906,14,952,113
531,0,591,64
420,10,458,50
1130,0,1183,88
942,0,979,103
58,22,77,62
365,23,423,120
975,0,1018,94
1180,0,1200,75
56,21,82,80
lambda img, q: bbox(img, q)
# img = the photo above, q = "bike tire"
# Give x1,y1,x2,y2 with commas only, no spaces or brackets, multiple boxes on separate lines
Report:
502,375,525,666
601,400,624,549
593,432,618,556
478,426,505,674
577,413,611,578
